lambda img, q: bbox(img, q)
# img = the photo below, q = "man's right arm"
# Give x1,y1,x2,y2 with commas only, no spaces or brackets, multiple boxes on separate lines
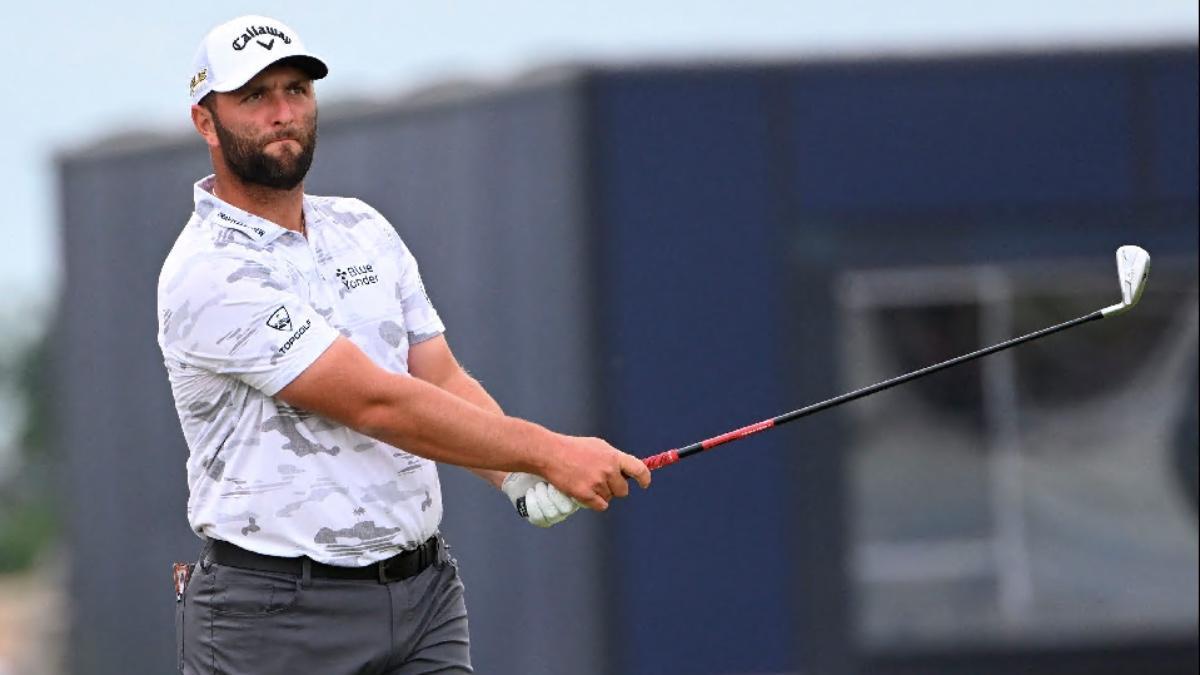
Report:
276,337,649,511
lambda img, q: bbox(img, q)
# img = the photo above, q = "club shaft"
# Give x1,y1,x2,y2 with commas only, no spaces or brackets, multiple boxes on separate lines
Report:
642,308,1105,471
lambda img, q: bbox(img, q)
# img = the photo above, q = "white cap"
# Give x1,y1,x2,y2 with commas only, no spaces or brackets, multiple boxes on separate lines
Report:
189,15,328,105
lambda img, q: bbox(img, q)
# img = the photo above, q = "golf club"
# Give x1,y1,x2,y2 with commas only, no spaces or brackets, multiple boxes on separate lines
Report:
641,245,1151,471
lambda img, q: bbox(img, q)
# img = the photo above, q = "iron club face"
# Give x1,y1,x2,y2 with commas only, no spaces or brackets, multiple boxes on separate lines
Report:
1101,245,1151,317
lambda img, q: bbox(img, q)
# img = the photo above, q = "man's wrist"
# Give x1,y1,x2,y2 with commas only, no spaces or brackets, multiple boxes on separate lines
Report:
510,419,558,476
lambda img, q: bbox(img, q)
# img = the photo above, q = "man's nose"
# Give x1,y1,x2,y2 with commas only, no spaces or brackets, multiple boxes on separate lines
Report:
268,93,296,125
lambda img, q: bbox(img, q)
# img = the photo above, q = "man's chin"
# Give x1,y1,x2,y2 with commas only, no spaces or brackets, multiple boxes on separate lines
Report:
238,167,306,191
259,174,306,191
223,146,313,191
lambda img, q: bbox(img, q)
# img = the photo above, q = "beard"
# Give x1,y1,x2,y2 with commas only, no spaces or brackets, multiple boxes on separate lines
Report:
213,110,318,190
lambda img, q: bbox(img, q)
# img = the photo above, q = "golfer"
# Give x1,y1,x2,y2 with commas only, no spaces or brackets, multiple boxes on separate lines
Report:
158,15,650,674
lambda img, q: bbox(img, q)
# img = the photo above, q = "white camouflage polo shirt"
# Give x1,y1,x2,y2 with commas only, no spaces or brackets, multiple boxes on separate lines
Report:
157,175,446,566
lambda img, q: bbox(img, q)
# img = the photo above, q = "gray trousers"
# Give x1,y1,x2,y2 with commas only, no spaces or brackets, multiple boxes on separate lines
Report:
176,539,471,674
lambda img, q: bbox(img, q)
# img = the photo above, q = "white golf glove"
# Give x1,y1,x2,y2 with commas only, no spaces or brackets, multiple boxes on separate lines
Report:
501,472,581,528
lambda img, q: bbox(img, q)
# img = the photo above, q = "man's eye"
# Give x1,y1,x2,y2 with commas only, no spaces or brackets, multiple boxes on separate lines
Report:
244,92,261,102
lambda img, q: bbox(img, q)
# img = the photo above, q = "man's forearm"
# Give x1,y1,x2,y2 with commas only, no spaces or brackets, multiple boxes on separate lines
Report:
353,372,554,478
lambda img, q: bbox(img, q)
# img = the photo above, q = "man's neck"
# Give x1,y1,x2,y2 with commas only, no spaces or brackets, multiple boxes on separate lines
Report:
211,171,305,234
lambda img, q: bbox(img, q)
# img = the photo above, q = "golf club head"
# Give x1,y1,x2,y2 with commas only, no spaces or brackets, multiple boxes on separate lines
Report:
1101,245,1150,317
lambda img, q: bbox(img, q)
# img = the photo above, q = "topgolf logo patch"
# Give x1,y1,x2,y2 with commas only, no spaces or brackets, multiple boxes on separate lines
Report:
266,306,292,332
277,319,312,356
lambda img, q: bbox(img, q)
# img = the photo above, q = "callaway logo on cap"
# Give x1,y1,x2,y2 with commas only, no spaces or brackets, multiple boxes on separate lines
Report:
189,15,328,105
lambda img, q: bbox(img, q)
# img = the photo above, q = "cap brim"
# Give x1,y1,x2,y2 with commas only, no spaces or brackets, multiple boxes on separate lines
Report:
210,53,329,94
278,54,328,81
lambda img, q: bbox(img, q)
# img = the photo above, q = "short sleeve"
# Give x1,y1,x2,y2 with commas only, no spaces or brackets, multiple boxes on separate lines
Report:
356,200,445,343
395,238,445,343
158,253,340,396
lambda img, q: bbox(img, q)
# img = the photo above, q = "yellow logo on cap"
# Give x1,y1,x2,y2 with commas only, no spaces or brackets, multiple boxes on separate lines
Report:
189,68,208,95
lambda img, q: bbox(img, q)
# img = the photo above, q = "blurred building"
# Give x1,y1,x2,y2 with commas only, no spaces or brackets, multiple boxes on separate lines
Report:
55,45,1197,675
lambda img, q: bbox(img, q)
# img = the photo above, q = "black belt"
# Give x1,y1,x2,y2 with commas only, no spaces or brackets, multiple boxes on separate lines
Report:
208,535,440,583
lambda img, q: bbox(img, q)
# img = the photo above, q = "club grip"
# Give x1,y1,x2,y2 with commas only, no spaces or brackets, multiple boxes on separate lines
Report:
642,449,680,471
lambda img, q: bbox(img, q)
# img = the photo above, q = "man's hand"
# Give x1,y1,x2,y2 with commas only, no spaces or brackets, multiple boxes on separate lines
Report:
539,437,652,512
501,472,580,527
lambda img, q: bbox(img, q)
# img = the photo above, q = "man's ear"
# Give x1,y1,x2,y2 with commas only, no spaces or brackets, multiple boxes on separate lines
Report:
191,102,220,149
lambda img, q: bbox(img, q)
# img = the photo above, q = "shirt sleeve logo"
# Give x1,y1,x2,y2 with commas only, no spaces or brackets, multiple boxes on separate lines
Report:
266,306,293,332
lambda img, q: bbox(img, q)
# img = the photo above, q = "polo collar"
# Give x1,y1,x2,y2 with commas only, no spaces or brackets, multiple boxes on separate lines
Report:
193,175,299,246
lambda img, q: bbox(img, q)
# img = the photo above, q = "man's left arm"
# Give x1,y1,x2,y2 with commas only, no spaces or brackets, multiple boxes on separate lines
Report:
408,335,581,527
407,334,507,488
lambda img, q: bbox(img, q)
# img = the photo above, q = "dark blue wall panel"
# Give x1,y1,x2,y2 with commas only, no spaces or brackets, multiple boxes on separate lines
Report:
1147,54,1199,202
592,71,797,675
788,57,1136,213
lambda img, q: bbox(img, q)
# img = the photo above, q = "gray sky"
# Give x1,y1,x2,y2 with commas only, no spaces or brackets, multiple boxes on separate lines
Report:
1,0,1196,316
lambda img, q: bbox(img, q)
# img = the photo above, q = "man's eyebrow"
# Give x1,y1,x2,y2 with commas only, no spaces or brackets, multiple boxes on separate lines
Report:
234,76,311,97
237,83,268,97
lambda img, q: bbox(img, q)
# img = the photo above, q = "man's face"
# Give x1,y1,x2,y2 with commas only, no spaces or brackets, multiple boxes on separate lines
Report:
204,63,318,190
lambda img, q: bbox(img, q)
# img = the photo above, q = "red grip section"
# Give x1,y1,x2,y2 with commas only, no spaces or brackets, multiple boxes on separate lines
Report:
700,419,775,449
642,449,680,471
